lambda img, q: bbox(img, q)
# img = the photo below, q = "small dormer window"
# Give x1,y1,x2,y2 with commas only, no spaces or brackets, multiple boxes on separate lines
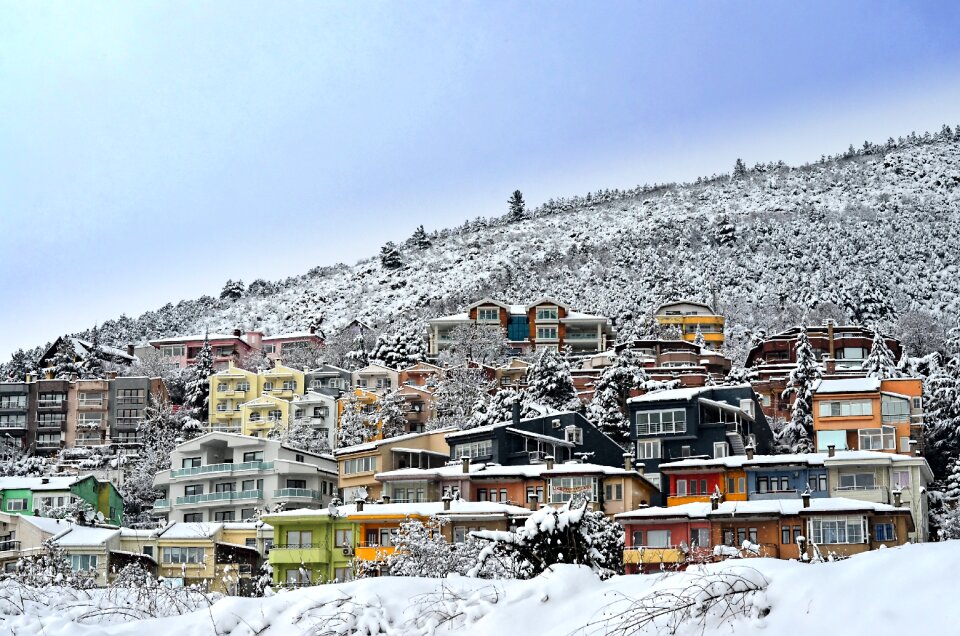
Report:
477,307,499,322
536,306,559,321
565,426,583,445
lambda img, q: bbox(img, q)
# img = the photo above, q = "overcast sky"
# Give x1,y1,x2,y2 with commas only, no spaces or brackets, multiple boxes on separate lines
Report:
3,1,960,358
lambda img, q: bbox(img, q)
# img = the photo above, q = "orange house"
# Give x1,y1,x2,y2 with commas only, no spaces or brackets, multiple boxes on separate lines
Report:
812,378,923,455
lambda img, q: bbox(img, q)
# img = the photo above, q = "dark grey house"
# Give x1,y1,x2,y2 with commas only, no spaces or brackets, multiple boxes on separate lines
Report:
627,384,774,490
0,382,30,451
108,376,167,445
444,404,629,469
305,365,352,398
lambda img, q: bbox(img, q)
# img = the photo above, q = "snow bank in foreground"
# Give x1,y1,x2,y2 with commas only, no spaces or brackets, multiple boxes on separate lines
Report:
4,542,958,635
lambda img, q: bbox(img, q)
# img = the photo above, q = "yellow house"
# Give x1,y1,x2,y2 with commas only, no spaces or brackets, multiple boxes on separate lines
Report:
209,362,259,433
240,393,290,437
654,301,725,346
260,363,306,399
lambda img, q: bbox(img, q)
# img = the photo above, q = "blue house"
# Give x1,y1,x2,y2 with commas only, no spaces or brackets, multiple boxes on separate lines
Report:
627,384,774,489
745,455,830,500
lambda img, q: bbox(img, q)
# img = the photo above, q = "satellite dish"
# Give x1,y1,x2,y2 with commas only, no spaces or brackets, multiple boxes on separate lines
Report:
96,511,106,524
84,510,96,523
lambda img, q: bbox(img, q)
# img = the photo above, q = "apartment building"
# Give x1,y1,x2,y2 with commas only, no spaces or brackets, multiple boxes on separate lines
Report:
290,391,338,450
0,475,123,525
427,297,615,356
305,364,352,397
654,301,725,347
353,363,399,394
150,329,323,370
152,432,338,523
208,362,305,436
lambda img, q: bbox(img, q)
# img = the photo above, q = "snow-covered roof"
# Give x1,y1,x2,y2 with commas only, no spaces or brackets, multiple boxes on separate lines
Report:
334,427,458,456
562,310,609,322
814,378,881,394
616,497,911,521
22,517,121,546
264,499,532,520
504,427,575,448
444,410,577,441
149,333,242,345
376,461,646,481
262,332,319,342
627,386,713,403
222,522,273,531
71,338,136,362
659,450,928,471
156,522,223,540
0,475,87,491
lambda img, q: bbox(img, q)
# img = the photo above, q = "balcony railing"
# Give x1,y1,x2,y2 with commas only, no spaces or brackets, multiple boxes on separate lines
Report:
208,424,242,434
564,333,600,340
175,489,263,505
0,422,27,430
171,460,273,478
152,499,170,510
78,399,104,407
0,540,21,553
37,400,66,408
274,488,323,500
75,438,104,447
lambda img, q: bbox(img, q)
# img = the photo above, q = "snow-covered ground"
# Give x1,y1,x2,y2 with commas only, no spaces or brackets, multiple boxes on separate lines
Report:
4,541,957,635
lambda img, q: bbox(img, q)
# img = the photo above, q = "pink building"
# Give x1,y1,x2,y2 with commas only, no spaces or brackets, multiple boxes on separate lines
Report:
149,328,324,369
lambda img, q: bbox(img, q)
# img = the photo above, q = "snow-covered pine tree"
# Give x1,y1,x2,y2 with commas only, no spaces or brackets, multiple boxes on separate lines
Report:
924,317,960,479
369,327,426,369
183,333,214,420
525,348,579,411
50,336,83,379
409,224,431,250
342,330,370,370
337,392,372,448
943,456,960,503
219,279,246,301
469,388,530,429
4,348,34,381
375,390,408,439
379,242,403,269
81,324,105,379
778,329,821,453
733,158,747,178
862,328,901,379
586,349,649,445
268,418,330,455
436,324,510,366
693,325,707,349
430,366,491,429
507,190,526,222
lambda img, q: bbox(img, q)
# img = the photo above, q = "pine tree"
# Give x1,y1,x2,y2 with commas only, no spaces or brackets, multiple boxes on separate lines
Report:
507,190,526,222
49,336,83,379
343,331,370,370
469,387,532,429
693,325,707,349
268,418,331,455
81,324,105,379
337,393,372,448
779,329,821,453
862,329,901,379
4,349,33,381
183,333,214,420
219,279,246,301
376,390,409,439
587,349,649,445
409,224,431,250
379,242,403,269
369,327,426,369
733,158,747,178
526,348,579,411
943,456,960,503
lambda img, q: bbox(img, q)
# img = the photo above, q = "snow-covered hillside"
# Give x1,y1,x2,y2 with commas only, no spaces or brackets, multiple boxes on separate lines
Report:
4,540,958,635
65,129,960,362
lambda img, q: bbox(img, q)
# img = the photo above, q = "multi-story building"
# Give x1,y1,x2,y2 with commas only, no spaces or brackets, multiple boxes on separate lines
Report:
152,432,338,523
0,382,30,448
28,377,70,454
627,385,774,493
208,363,259,433
654,301,725,347
305,365,352,397
107,376,167,446
208,362,306,436
427,297,615,356
812,377,923,455
150,329,323,370
335,428,455,502
353,363,399,395
258,329,323,363
290,391,338,450
0,475,123,525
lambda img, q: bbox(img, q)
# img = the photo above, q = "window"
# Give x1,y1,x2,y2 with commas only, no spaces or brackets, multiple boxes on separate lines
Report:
184,513,203,523
454,526,467,543
333,567,353,582
477,488,488,502
727,477,736,494
816,430,848,451
564,426,583,445
859,426,896,451
287,479,307,489
838,472,876,490
214,511,235,522
635,409,686,435
263,381,274,392
874,523,895,541
262,344,276,355
286,530,313,548
892,470,911,488
550,476,598,503
268,409,283,421
881,395,911,423
840,347,868,361
240,508,256,520
214,482,236,493
236,382,251,392
453,440,493,459
676,480,687,496
37,413,65,426
282,381,296,391
818,399,873,418
334,529,353,547
526,486,544,503
645,530,671,547
38,393,66,406
535,307,559,321
243,451,264,462
182,457,201,468
184,484,203,496
0,415,26,427
295,453,305,463
6,499,27,511
536,327,558,340
808,473,828,492
68,555,98,571
636,439,661,459
781,526,792,545
376,378,392,389
77,392,103,406
500,488,508,502
342,456,377,475
810,517,864,544
477,307,499,322
689,479,698,496
0,395,26,409
285,568,311,585
900,436,912,453
77,413,102,428
605,483,623,501
700,479,708,495
161,346,185,357
116,389,145,405
713,442,728,458
681,446,691,458
912,397,922,409
116,409,143,426
163,547,205,564
217,383,229,392
690,528,709,548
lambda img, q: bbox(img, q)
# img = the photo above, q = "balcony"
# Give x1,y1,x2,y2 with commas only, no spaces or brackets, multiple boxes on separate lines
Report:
75,438,105,447
175,489,263,505
208,424,242,434
171,460,274,478
115,418,143,429
269,546,327,565
750,490,801,501
77,400,105,408
152,499,170,510
564,332,600,341
37,400,66,409
623,546,685,565
0,540,21,554
36,420,65,430
274,488,323,501
834,485,887,503
355,544,395,562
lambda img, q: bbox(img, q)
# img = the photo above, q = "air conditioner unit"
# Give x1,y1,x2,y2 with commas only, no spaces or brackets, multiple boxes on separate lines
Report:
739,399,755,417
552,419,562,429
342,547,354,556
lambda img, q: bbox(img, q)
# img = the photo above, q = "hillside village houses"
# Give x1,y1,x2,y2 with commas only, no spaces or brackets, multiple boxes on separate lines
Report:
0,295,941,591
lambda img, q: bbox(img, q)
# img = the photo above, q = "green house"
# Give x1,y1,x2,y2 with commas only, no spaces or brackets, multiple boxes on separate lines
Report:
0,475,124,526
261,508,358,586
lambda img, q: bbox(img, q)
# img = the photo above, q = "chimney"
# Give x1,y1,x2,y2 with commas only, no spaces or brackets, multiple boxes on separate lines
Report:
512,400,521,426
382,494,391,504
354,498,364,512
745,445,755,461
126,344,135,357
827,444,836,458
623,452,633,471
233,328,242,337
529,494,539,511
25,373,35,384
41,477,49,484
545,455,555,470
309,326,316,335
801,491,811,508
636,463,645,475
44,369,54,380
461,455,471,473
246,331,263,349
826,320,835,358
893,489,903,508
442,493,452,511
710,494,719,511
108,371,117,380
822,355,836,375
